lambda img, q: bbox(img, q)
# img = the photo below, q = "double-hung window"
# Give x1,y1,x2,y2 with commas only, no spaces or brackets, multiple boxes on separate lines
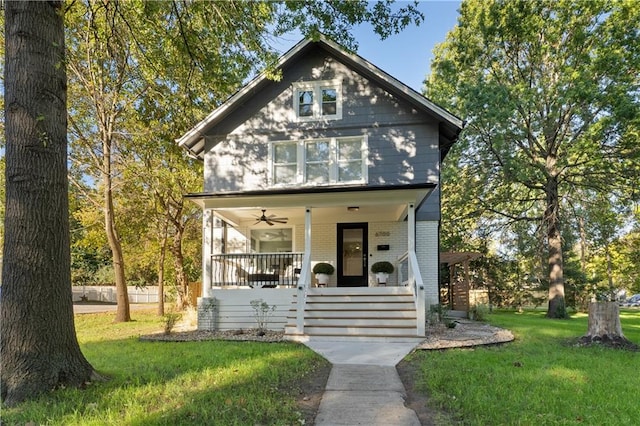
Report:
293,80,342,121
271,136,367,186
272,142,298,185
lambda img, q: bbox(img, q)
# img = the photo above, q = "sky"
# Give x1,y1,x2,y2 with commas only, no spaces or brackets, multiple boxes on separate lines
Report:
274,1,462,93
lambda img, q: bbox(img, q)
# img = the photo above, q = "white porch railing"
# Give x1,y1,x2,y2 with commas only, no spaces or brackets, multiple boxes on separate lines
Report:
295,253,312,334
398,251,426,336
210,252,304,288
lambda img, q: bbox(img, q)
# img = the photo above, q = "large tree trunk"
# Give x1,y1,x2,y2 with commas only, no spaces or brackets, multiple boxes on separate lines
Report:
605,245,615,300
545,165,566,318
1,1,96,406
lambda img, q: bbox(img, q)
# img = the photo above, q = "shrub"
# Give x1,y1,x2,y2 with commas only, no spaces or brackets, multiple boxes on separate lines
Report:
312,262,335,275
470,303,490,321
250,299,276,334
163,312,182,335
371,261,394,273
429,304,450,326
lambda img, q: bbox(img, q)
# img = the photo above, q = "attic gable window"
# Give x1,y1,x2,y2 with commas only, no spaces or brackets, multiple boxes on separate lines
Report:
270,136,367,186
292,80,342,121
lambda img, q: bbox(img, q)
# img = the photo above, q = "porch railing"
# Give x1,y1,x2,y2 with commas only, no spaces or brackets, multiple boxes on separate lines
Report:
397,252,410,286
211,252,304,288
398,251,426,336
295,252,312,334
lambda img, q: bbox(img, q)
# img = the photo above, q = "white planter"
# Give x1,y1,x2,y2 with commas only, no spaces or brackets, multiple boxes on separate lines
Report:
315,273,330,286
375,272,389,285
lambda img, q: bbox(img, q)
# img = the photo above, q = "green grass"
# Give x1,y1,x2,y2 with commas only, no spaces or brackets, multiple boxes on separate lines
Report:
409,309,640,425
1,309,328,425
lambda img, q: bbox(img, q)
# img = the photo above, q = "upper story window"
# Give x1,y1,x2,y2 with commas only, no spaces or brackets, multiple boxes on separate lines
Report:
292,80,342,121
271,136,367,186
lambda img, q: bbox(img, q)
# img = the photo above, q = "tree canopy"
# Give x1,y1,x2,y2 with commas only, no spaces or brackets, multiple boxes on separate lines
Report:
2,0,424,404
427,0,640,317
58,0,425,321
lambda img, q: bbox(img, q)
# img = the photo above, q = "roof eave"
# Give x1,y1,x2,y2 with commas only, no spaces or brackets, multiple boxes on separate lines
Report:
184,182,436,211
175,38,317,159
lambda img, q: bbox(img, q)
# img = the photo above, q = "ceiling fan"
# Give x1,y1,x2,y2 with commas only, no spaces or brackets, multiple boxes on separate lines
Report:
254,209,288,226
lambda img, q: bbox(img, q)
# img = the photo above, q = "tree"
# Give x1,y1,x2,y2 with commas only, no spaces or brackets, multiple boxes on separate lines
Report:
63,0,424,321
427,0,640,318
1,1,96,406
1,0,424,404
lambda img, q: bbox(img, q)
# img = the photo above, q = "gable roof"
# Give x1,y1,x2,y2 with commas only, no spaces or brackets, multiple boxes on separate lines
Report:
176,36,463,160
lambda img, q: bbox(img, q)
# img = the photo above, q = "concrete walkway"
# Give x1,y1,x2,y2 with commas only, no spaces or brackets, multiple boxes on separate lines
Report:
304,340,423,426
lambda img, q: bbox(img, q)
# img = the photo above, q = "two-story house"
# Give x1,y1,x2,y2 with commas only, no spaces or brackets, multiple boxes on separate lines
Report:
177,36,462,341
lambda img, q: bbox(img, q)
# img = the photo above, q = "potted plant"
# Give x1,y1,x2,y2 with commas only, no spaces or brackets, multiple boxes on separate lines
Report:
312,262,335,286
371,261,394,285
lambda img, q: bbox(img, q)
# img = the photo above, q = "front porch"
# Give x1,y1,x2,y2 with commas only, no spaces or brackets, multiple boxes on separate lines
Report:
191,184,439,339
198,248,429,340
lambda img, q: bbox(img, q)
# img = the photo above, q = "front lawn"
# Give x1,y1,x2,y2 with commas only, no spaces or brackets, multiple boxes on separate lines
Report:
409,309,640,425
1,309,329,425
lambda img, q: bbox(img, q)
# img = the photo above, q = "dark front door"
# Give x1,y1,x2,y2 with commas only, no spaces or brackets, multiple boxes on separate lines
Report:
337,223,368,287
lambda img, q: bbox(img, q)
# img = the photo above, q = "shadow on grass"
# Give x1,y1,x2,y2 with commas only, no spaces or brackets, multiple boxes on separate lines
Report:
410,309,640,425
3,337,324,425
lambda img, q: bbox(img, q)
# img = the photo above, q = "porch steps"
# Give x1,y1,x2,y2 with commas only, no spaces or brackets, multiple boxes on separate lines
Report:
284,287,423,342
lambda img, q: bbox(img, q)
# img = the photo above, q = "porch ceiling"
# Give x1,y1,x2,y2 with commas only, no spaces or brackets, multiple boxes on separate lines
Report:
186,183,435,224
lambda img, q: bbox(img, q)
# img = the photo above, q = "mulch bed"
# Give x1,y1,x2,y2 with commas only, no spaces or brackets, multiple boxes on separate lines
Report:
574,334,639,351
139,328,286,343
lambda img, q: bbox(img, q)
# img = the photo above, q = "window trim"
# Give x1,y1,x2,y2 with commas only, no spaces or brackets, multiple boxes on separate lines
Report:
269,136,368,187
292,79,343,122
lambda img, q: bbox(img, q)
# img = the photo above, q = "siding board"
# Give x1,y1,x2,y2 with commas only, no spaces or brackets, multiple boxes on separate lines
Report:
212,288,296,331
203,45,442,198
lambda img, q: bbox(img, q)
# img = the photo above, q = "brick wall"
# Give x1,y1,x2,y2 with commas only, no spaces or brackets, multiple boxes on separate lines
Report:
416,221,439,307
368,222,407,286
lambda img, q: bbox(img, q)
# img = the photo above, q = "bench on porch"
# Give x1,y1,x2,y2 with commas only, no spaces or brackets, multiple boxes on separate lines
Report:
247,273,279,288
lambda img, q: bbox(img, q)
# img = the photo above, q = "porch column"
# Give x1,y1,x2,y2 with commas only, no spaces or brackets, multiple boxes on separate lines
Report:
408,202,415,281
296,207,312,334
201,209,214,298
304,207,312,260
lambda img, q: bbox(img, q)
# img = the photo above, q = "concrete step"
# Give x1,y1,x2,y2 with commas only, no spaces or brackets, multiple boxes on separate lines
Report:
283,333,425,343
294,317,417,327
284,287,420,340
306,287,412,296
305,294,414,303
302,302,414,310
301,325,416,335
294,309,416,319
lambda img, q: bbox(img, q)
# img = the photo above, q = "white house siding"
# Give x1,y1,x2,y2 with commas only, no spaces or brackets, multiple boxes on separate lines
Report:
209,288,296,331
416,221,439,308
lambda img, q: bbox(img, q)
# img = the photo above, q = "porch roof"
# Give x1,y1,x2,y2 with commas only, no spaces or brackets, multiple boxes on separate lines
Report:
185,182,435,215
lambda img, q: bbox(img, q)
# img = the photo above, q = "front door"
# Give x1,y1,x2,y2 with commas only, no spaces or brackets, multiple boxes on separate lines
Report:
337,223,368,287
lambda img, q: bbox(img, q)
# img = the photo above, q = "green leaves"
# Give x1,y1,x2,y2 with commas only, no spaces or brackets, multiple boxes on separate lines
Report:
428,0,639,312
